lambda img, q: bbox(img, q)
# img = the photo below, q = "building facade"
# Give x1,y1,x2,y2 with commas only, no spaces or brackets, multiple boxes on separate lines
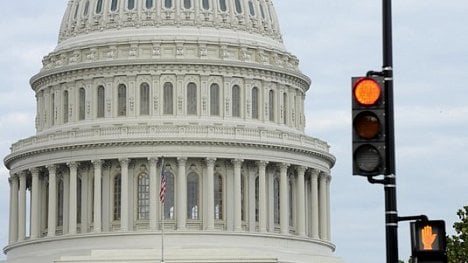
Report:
3,0,342,262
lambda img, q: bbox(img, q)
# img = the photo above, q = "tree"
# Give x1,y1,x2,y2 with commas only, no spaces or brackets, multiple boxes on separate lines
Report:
447,206,468,263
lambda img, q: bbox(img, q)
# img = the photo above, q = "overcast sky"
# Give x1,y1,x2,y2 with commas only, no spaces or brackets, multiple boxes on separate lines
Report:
0,1,467,263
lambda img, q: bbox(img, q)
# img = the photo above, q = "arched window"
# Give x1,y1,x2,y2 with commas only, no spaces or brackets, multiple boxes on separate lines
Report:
232,85,240,117
187,83,197,115
248,1,255,16
269,90,274,122
79,88,86,120
97,86,105,118
57,176,64,226
113,174,121,221
111,0,119,11
183,0,192,9
128,0,135,10
74,3,80,19
96,0,103,14
187,173,199,219
219,0,227,12
235,0,242,14
210,83,220,116
83,1,90,16
163,172,175,219
146,0,154,9
63,90,69,123
140,83,150,115
117,84,127,116
214,174,223,220
251,87,258,119
137,172,150,220
255,176,259,222
283,92,288,125
163,82,174,115
164,0,172,9
273,177,280,224
202,0,209,10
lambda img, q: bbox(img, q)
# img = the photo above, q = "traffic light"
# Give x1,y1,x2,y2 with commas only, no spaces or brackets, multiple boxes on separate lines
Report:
352,76,387,176
410,220,447,263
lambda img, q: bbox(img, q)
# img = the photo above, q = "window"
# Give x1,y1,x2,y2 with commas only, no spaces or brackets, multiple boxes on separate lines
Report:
97,86,105,118
163,82,174,115
63,90,69,123
113,174,121,221
57,176,64,226
137,172,150,220
183,0,192,9
163,172,175,219
117,84,127,116
283,92,288,125
214,174,223,220
140,83,150,115
79,88,86,120
128,0,135,10
96,0,103,14
219,0,227,12
269,90,274,122
289,177,294,226
202,0,209,10
83,1,90,16
187,173,199,219
111,0,118,11
187,83,197,115
273,177,280,224
235,0,242,14
232,85,240,117
210,84,220,116
241,174,246,221
255,176,259,222
77,177,82,223
164,0,172,9
251,87,258,119
146,0,154,9
248,1,255,16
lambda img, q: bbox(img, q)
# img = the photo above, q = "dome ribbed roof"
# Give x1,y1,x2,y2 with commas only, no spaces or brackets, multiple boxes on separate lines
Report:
58,0,283,51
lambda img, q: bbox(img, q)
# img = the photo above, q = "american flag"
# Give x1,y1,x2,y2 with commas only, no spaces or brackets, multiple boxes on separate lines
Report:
159,159,167,203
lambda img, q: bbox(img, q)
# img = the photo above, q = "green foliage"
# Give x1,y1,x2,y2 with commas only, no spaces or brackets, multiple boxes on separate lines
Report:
447,206,468,263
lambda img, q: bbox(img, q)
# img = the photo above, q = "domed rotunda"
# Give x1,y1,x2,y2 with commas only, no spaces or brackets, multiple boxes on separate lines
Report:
4,0,342,262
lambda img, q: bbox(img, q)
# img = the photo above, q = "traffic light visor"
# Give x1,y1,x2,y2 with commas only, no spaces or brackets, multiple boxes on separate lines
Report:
354,78,382,106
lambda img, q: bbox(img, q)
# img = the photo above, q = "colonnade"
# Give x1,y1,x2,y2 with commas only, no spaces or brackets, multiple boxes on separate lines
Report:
7,157,332,244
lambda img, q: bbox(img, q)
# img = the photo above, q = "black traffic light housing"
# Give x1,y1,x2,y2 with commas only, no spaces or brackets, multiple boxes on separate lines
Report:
410,220,447,263
352,76,387,176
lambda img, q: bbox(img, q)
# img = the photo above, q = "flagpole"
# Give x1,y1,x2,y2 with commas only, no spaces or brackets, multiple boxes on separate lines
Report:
161,202,165,263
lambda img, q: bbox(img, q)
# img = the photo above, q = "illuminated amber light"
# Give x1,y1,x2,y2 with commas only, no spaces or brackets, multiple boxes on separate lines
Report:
421,225,437,250
354,78,381,106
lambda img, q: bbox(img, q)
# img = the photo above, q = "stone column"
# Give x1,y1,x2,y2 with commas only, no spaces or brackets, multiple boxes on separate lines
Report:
257,161,267,232
296,166,306,236
148,157,158,230
310,169,320,239
30,168,41,239
326,174,332,241
47,165,57,237
8,174,19,243
68,162,78,235
319,171,328,240
206,158,216,230
80,170,89,233
176,157,187,230
18,172,27,241
233,159,243,231
93,160,103,232
279,163,289,235
119,158,130,231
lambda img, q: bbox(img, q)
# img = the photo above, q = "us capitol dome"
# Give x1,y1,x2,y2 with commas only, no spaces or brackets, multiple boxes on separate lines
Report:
3,0,342,262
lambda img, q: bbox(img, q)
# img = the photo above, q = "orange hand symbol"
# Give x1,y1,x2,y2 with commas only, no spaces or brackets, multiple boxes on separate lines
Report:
421,225,437,250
